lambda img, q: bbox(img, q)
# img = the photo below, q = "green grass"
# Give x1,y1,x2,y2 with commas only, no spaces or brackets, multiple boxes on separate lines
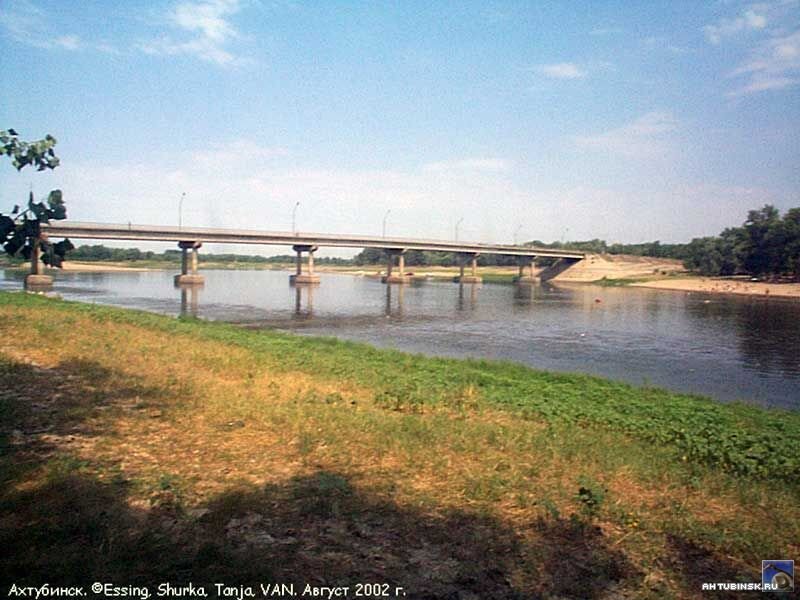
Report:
1,290,798,597
478,272,517,284
593,276,651,286
17,292,797,480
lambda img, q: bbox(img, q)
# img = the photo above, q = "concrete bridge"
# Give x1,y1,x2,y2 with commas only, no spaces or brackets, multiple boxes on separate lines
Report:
31,221,584,287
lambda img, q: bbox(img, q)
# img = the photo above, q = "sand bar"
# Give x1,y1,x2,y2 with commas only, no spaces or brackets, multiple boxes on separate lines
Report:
631,277,800,299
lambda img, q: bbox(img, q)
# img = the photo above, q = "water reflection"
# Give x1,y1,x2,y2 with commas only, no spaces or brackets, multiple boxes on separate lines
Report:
384,284,405,319
294,285,315,320
1,268,798,409
686,296,800,378
456,283,479,312
513,284,533,305
178,284,201,318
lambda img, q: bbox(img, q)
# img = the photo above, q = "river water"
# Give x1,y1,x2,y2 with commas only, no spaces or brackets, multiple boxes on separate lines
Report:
3,269,799,410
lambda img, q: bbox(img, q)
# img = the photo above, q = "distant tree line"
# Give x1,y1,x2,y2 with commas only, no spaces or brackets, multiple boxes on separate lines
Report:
351,241,688,267
66,245,351,265
681,205,800,278
354,205,800,279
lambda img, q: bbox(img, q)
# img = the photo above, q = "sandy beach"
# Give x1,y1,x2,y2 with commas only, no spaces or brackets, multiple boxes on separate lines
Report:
631,277,800,299
56,261,153,272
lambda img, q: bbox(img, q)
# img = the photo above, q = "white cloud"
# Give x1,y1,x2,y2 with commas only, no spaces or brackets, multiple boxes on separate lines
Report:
138,0,248,66
535,62,587,80
422,158,510,173
643,36,690,55
703,5,769,44
54,34,81,50
0,1,123,54
0,0,82,50
173,0,239,41
728,29,800,95
590,26,623,36
574,112,678,158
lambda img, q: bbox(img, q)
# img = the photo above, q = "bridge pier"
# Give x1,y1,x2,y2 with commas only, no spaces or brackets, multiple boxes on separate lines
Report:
24,238,53,288
382,249,413,283
454,253,482,284
514,257,537,284
174,241,204,285
290,244,320,285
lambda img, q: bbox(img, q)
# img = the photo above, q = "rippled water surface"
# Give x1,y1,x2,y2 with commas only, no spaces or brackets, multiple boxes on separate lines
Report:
3,269,799,410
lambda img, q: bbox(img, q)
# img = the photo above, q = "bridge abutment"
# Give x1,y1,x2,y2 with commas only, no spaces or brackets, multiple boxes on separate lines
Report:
539,257,581,282
290,244,321,285
174,241,204,285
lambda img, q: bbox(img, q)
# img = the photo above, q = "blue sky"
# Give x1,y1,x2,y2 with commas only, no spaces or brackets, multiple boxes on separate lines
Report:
1,0,798,255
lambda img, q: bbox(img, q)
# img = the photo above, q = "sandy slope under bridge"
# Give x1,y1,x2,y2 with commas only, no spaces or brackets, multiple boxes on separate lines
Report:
551,254,684,282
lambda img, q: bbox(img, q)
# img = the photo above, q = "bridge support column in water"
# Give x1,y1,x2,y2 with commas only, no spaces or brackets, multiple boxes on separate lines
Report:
455,252,482,284
382,248,413,283
174,241,204,285
290,244,321,285
24,237,54,289
515,256,537,284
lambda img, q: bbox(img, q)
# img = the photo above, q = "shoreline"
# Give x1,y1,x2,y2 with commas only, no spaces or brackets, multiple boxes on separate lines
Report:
4,260,800,300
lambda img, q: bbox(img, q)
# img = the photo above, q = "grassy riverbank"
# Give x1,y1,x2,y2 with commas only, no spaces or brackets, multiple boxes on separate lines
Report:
1,291,798,597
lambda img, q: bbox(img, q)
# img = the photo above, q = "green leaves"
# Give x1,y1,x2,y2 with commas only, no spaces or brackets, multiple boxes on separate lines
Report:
28,194,49,223
47,190,66,220
1,128,70,267
53,238,75,256
3,228,25,256
0,215,14,238
0,129,60,171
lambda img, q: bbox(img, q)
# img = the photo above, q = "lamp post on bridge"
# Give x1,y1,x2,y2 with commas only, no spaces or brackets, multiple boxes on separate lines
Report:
455,217,464,242
292,201,300,235
514,224,523,245
178,192,186,229
382,209,391,238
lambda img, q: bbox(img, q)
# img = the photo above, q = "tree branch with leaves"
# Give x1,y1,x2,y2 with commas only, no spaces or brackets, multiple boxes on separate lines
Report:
0,129,74,269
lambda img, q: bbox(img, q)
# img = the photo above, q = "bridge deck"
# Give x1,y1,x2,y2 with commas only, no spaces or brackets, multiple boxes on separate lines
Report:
42,222,584,260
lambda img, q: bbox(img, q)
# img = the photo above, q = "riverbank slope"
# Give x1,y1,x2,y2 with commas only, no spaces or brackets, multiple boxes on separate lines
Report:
1,291,797,597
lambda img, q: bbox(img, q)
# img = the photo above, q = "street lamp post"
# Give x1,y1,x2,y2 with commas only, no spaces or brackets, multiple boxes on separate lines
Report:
178,192,186,229
455,217,464,241
514,224,523,245
292,201,300,235
382,209,391,238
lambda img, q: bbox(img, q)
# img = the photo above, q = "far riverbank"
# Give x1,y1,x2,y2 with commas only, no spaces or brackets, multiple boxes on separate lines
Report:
5,256,800,299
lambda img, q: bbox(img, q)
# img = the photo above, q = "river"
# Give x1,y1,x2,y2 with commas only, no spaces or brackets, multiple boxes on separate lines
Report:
3,268,799,410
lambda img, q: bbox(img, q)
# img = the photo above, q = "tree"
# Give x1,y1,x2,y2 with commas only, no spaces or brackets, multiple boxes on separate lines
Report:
782,208,800,279
0,129,73,268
